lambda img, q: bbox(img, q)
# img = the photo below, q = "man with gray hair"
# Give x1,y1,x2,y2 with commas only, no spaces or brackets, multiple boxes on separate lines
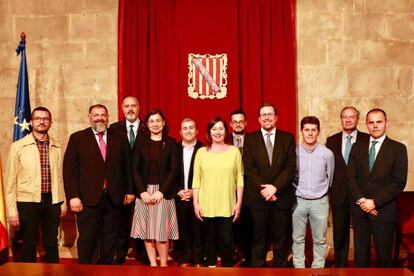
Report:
326,106,369,267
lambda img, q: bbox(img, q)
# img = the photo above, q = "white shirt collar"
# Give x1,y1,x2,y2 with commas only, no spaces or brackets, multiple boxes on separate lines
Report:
342,129,357,140
261,127,276,137
370,134,386,144
126,119,139,130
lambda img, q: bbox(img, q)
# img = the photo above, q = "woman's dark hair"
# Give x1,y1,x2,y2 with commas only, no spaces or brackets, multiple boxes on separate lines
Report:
205,116,231,148
142,109,169,137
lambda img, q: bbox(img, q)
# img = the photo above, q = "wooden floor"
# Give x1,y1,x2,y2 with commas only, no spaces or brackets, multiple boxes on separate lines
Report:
0,262,413,276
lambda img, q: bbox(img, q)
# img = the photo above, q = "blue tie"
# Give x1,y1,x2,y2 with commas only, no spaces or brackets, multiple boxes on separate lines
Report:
369,141,378,171
344,135,352,164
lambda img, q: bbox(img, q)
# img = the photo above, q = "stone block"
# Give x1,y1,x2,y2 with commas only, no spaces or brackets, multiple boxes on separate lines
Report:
0,69,18,96
347,67,395,96
297,12,343,39
0,42,20,69
82,0,117,13
394,66,413,97
388,15,414,41
388,42,414,65
299,39,326,65
343,14,388,40
84,42,117,67
46,0,83,15
327,40,360,66
296,0,356,12
364,0,414,13
42,42,84,66
0,16,12,42
300,67,346,98
61,66,113,99
15,16,70,42
0,0,10,16
10,0,48,15
70,13,116,42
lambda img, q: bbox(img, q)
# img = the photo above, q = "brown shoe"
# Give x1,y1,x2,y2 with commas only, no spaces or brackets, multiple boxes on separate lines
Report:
180,263,192,267
194,264,202,268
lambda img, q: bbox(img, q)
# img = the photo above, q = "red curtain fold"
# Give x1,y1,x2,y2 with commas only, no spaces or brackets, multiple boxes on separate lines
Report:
118,0,296,139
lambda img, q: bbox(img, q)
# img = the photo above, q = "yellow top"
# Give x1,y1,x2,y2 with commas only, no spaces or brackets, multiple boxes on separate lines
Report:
192,146,243,218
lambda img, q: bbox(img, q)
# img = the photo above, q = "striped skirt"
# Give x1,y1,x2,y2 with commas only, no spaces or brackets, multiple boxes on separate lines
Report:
130,184,179,242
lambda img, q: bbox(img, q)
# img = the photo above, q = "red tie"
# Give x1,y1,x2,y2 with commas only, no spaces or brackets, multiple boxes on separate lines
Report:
97,133,108,190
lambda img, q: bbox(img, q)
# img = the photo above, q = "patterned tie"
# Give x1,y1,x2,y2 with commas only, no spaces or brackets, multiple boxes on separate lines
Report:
97,133,107,189
344,135,352,165
265,133,273,165
129,125,135,149
369,141,378,171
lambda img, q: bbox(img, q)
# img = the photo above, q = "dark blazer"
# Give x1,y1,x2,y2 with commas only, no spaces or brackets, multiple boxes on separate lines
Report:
243,129,296,210
63,127,133,206
347,136,408,222
176,140,204,192
109,120,143,150
326,130,369,206
132,135,178,199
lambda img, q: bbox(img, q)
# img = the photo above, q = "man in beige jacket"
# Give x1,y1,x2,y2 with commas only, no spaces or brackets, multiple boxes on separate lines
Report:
5,106,66,263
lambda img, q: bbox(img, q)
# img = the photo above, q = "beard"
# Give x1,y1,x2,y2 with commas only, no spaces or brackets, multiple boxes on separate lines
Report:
233,130,245,135
92,121,108,133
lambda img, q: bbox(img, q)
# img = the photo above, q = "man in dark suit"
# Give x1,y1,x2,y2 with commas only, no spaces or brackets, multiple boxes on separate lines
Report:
63,104,135,264
109,96,144,264
347,108,408,267
243,103,296,267
229,109,251,266
175,118,203,267
326,106,369,267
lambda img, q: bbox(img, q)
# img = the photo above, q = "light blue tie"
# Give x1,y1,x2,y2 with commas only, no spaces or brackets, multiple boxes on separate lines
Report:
369,141,378,171
344,135,352,165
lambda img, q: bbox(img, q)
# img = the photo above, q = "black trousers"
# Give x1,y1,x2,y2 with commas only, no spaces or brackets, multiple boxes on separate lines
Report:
76,193,121,264
233,203,252,263
203,217,233,267
250,205,290,267
176,200,203,264
352,214,395,267
114,203,132,262
332,203,351,267
17,193,61,263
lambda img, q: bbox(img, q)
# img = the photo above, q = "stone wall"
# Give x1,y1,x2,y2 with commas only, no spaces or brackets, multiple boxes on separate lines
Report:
0,0,119,163
0,0,412,189
297,0,414,189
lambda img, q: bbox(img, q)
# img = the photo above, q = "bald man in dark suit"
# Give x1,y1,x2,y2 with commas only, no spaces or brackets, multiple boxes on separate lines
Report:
347,108,407,267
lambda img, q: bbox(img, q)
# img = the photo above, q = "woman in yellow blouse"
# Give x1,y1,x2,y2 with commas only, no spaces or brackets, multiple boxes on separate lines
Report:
192,117,244,267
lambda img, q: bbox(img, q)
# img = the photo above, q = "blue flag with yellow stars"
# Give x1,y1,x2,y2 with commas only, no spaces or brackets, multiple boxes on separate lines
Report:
13,33,31,141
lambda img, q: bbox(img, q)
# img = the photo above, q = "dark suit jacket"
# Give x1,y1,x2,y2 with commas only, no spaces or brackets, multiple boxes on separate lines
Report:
347,136,408,222
109,120,143,150
176,140,204,192
243,129,296,210
326,130,369,206
63,127,133,206
132,135,178,199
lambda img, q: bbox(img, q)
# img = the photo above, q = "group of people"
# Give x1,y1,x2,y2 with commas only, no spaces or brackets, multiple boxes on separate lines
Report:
4,96,408,269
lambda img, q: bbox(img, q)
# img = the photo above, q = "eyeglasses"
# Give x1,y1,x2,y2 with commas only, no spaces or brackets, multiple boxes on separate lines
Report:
260,113,275,118
231,120,246,125
32,117,51,122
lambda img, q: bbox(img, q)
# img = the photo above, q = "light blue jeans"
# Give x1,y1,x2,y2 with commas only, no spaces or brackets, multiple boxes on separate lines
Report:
292,195,329,268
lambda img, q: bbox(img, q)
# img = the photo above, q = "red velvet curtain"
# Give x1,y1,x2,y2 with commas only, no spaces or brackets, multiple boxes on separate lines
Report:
118,0,296,139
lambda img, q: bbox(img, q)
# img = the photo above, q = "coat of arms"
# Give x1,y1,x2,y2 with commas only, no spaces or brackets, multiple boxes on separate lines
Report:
188,53,228,99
